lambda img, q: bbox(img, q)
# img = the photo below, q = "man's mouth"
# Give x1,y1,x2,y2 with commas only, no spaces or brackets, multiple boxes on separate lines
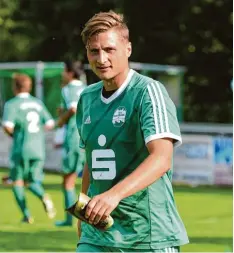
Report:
97,66,110,70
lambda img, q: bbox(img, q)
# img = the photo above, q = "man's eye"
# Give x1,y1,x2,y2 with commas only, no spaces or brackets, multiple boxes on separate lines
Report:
90,49,98,53
106,48,115,53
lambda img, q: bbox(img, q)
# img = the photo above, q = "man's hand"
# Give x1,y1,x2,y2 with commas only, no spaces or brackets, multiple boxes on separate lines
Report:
85,191,121,225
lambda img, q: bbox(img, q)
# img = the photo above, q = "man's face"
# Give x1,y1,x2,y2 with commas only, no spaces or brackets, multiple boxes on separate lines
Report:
62,68,73,84
86,29,131,81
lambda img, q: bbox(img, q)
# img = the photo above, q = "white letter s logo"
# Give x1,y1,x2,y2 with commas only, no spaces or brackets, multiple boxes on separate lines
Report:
91,134,116,180
92,150,116,180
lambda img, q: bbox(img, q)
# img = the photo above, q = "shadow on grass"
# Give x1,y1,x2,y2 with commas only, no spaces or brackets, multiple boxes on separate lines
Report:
0,183,82,191
0,231,232,251
0,230,78,251
43,183,82,191
173,185,232,195
189,236,233,246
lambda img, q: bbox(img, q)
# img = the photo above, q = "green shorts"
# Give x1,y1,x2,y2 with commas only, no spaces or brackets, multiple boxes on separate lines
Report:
10,158,44,182
76,243,180,252
62,149,85,175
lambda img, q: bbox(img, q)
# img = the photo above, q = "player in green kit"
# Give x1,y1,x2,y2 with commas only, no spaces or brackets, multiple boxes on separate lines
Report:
75,11,189,252
2,74,56,223
55,61,86,227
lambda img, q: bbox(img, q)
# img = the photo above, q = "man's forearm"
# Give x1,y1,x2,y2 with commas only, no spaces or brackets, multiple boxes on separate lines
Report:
108,140,173,201
81,163,90,194
78,162,89,239
57,109,75,127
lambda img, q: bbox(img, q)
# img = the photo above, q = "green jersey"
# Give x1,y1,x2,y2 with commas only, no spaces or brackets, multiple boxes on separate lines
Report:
61,80,86,152
76,70,189,249
3,93,54,161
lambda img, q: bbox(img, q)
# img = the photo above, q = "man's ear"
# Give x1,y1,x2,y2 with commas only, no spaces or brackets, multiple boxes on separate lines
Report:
126,42,132,58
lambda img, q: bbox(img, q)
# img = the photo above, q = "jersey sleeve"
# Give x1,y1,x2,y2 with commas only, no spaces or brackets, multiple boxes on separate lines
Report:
62,85,84,109
2,101,16,128
139,81,182,147
76,96,85,149
58,92,65,109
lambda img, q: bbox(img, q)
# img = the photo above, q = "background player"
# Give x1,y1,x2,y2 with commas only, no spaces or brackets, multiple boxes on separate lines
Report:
55,61,86,227
2,73,56,224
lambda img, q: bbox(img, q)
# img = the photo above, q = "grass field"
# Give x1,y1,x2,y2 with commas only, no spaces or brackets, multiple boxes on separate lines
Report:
0,168,232,252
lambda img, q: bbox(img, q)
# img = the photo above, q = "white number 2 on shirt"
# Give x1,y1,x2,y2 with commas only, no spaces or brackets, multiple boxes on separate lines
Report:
26,111,40,133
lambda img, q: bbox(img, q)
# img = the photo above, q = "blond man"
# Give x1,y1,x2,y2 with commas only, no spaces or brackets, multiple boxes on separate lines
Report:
76,11,189,252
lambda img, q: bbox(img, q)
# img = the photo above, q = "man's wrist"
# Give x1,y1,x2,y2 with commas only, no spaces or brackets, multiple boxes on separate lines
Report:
108,187,124,202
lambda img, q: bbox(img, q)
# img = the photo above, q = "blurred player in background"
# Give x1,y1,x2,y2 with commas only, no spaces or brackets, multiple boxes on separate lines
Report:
55,61,86,227
76,11,189,252
2,74,56,224
53,81,66,158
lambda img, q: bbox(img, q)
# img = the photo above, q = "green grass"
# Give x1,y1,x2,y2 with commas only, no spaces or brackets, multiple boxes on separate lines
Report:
0,168,232,252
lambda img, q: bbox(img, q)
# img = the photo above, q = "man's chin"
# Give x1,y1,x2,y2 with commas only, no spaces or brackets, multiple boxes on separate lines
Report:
96,72,114,81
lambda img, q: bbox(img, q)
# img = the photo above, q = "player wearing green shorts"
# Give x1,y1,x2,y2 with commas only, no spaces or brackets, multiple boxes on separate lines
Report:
2,74,56,223
55,61,86,227
75,11,189,252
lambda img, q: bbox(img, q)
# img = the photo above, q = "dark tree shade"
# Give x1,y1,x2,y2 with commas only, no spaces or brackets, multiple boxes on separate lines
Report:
0,0,232,123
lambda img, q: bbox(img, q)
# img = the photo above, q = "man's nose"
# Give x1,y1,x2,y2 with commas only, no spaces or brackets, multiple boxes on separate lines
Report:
97,51,107,64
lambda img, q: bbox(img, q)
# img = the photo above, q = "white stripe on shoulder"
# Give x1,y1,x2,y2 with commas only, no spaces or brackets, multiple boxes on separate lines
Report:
62,86,69,100
150,82,164,132
155,81,170,132
147,85,159,134
145,132,182,148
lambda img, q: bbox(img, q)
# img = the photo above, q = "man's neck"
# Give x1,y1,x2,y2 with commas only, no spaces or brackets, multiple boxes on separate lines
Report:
103,68,130,91
16,92,30,97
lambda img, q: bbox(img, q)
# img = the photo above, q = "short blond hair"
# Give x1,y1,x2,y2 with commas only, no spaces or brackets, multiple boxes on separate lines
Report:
13,73,32,92
81,10,129,45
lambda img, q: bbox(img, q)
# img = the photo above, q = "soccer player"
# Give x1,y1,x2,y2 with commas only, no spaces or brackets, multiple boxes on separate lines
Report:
2,73,56,224
76,11,189,252
55,61,86,227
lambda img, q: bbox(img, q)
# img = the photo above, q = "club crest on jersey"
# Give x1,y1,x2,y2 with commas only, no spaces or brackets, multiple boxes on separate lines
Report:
112,106,126,127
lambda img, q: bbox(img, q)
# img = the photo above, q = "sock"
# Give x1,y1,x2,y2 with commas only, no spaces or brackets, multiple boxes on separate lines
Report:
12,185,30,218
28,182,45,200
64,188,76,224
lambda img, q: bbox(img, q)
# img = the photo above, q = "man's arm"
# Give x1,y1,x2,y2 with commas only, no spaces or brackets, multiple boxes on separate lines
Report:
81,163,90,194
108,138,173,199
57,107,76,127
3,126,14,137
77,163,89,239
2,102,16,138
85,138,173,225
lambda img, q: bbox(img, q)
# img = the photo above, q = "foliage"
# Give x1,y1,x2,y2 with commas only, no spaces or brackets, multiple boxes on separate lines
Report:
0,0,232,122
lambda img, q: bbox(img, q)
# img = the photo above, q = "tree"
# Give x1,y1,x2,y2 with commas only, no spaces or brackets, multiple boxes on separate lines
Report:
122,0,233,122
0,0,232,122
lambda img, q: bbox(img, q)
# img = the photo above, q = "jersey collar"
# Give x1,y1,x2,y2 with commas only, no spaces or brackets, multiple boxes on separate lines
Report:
101,69,135,104
17,92,30,98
